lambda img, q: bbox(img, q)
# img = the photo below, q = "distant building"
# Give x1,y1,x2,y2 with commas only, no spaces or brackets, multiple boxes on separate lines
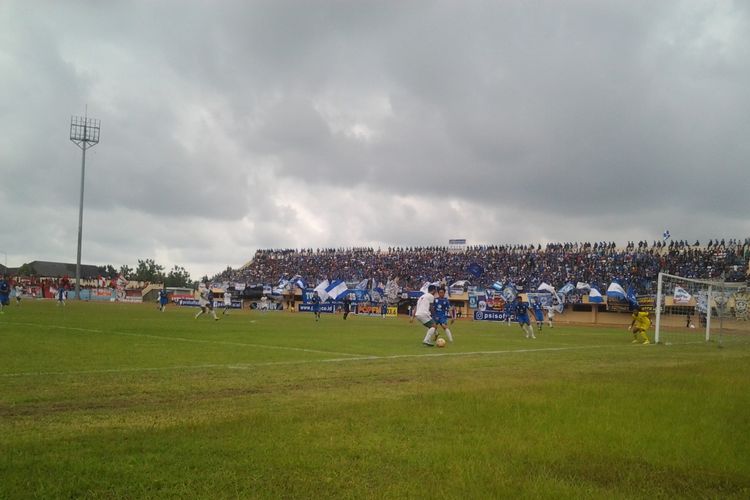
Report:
12,261,101,279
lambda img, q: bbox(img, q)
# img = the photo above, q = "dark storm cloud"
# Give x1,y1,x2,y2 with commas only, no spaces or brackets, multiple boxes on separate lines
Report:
1,0,748,277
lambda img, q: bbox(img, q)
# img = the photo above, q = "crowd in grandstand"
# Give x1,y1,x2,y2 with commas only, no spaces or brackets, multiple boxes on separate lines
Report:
218,238,750,295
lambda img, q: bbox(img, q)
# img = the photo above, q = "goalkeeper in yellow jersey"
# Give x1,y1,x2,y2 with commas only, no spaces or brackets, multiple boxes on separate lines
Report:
628,306,651,344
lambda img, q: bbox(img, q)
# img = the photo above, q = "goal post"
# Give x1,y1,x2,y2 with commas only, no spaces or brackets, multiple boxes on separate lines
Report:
655,272,749,345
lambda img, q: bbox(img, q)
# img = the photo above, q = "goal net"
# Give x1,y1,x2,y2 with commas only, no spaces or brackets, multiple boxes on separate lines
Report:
655,272,750,345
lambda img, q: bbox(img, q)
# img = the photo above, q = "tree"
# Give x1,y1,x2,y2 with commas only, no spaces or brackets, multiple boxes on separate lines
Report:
164,265,192,288
119,265,133,279
133,259,165,283
96,264,118,277
17,263,37,276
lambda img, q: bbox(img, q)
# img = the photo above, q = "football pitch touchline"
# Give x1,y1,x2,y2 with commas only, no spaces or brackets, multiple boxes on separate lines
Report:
0,343,633,377
4,322,363,358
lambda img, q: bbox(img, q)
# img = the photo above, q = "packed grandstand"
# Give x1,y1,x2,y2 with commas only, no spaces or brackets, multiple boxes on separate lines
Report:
218,238,750,295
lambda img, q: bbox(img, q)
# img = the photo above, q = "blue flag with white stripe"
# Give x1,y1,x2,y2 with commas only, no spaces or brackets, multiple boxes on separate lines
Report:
325,280,348,300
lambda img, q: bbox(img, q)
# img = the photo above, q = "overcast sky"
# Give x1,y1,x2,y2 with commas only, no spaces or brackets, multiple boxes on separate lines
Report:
1,0,748,280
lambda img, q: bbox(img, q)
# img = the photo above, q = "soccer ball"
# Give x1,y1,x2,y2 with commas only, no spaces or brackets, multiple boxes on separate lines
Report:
436,338,447,347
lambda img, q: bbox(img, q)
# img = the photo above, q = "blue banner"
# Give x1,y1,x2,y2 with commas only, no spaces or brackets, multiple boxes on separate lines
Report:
298,303,338,314
474,310,515,321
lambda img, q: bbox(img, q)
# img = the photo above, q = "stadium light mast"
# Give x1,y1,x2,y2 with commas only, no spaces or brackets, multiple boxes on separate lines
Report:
69,111,100,300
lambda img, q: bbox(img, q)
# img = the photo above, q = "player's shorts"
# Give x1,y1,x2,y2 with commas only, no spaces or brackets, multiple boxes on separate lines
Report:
433,315,448,326
312,305,320,313
516,314,530,325
415,314,434,327
160,298,168,305
533,310,544,321
0,295,9,306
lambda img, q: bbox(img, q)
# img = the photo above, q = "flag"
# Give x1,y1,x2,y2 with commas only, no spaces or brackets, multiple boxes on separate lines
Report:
576,282,591,291
673,285,692,304
491,281,503,291
606,282,627,300
292,276,306,290
277,277,290,290
502,284,518,303
537,282,556,295
588,286,603,303
384,279,399,304
355,279,369,290
325,280,348,300
468,263,484,278
558,283,575,295
663,229,671,241
314,280,330,301
115,274,128,290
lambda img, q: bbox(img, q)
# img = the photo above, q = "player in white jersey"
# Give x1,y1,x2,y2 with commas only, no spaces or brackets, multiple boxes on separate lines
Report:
195,286,220,320
222,289,232,315
546,305,555,328
415,284,438,346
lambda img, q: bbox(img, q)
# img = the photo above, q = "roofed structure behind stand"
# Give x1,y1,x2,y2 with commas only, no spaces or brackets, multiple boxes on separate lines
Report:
16,261,100,279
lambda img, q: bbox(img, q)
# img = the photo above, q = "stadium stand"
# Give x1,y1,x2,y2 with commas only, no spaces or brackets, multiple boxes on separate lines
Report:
218,239,750,294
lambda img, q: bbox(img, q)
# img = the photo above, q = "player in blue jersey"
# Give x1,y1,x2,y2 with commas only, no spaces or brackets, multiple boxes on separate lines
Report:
531,299,545,331
158,286,169,312
432,287,454,343
514,295,536,339
56,284,67,306
311,291,322,321
342,295,352,320
0,276,10,313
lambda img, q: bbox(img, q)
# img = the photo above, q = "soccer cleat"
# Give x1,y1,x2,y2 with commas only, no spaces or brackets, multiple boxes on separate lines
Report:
642,340,650,345
422,342,435,347
631,339,640,343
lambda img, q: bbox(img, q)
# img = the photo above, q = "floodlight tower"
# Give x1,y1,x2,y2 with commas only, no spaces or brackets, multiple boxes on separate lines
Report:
69,113,100,300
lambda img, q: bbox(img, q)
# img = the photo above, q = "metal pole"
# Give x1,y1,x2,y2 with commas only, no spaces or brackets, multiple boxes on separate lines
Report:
75,140,87,300
654,271,663,344
706,285,712,342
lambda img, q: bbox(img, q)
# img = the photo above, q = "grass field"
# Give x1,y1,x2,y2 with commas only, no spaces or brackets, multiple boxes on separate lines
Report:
1,300,749,499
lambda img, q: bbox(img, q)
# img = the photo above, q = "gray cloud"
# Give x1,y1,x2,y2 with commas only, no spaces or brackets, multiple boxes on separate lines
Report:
1,0,749,279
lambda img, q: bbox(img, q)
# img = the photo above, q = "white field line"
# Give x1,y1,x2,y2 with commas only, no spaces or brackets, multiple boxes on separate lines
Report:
0,343,643,378
3,322,362,358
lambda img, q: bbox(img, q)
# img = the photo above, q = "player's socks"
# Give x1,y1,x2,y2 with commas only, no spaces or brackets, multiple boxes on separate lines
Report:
423,327,436,345
445,329,453,342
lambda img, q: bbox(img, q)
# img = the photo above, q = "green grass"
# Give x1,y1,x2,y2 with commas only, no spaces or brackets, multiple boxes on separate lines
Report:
1,301,749,499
